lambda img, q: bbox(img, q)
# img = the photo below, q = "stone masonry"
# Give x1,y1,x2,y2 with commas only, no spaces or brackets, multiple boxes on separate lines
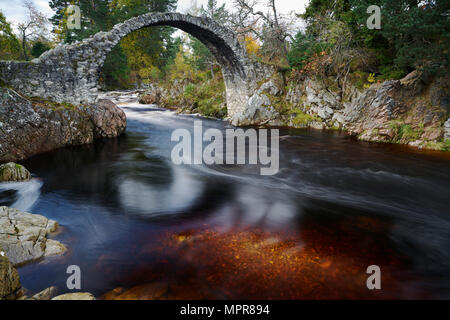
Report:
0,12,273,124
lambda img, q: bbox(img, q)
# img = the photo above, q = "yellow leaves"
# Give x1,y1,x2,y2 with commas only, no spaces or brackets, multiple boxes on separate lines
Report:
364,73,376,89
138,66,161,83
168,45,195,82
244,35,260,57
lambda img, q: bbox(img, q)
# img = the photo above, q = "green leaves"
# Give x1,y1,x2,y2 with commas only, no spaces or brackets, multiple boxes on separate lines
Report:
0,11,20,60
350,0,450,76
294,0,449,80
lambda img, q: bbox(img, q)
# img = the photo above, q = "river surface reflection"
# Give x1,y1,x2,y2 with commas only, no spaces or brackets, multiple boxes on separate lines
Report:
1,93,449,299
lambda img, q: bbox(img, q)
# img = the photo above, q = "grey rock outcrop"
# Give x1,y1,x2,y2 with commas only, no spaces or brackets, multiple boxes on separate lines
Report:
0,206,66,266
284,71,449,149
445,118,450,140
230,77,282,126
0,163,31,182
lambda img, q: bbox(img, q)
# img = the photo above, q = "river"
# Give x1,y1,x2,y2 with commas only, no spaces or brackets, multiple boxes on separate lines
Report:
1,92,449,299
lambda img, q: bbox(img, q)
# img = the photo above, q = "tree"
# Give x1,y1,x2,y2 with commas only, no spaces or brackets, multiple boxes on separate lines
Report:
230,0,296,66
112,0,178,86
0,11,21,60
200,0,229,23
188,0,231,78
17,0,50,61
31,41,51,58
350,0,450,76
49,0,179,88
49,0,76,43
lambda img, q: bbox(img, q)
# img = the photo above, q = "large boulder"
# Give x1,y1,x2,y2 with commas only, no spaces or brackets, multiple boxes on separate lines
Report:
0,87,126,163
0,254,21,300
87,99,127,139
0,206,66,266
0,163,31,182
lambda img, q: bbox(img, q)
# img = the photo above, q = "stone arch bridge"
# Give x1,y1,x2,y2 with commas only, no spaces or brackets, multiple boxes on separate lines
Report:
0,12,273,124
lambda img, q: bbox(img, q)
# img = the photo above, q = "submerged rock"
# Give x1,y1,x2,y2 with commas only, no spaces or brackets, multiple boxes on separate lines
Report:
102,282,169,300
0,163,31,182
0,206,67,266
139,91,161,105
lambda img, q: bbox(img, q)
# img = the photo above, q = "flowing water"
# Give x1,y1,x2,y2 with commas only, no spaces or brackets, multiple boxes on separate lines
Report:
1,92,449,299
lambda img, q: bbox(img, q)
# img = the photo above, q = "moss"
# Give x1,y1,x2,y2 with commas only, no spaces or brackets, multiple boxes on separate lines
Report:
264,93,291,115
29,96,81,111
322,77,341,93
292,108,321,126
327,121,341,130
399,124,423,141
349,71,370,90
0,78,12,90
389,121,424,143
171,74,227,119
425,139,450,151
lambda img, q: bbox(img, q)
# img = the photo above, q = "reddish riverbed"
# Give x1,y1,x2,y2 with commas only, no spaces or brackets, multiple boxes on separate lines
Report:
2,96,449,299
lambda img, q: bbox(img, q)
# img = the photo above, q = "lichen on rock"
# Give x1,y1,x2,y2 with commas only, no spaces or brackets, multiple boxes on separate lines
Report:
0,87,127,163
0,206,67,266
0,163,31,182
0,253,21,300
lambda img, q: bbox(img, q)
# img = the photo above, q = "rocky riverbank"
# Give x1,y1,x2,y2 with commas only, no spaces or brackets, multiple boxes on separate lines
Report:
0,84,125,300
0,206,67,300
0,87,127,163
0,206,67,267
139,71,450,151
0,206,96,300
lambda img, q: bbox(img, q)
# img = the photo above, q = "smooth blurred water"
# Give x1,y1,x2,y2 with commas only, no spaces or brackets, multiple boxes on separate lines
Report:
1,93,449,299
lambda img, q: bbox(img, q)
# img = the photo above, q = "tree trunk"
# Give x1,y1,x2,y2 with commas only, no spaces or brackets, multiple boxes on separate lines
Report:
22,33,29,61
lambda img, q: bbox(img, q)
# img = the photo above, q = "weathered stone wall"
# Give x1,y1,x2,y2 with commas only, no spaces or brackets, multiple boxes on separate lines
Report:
0,12,273,124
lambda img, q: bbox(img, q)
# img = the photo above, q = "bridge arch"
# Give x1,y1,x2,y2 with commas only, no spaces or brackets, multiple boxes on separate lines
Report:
0,13,272,123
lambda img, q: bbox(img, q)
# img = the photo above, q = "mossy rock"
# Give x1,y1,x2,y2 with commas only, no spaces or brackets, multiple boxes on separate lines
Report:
0,163,31,182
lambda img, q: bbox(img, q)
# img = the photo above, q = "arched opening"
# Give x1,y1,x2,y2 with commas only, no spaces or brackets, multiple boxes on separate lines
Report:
91,13,251,118
100,25,228,118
